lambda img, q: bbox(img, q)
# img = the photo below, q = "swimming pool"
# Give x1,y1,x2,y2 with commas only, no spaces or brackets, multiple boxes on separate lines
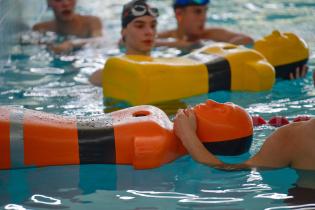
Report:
0,0,315,209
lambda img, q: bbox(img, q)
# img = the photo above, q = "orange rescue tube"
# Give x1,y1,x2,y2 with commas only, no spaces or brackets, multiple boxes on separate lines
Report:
0,100,253,170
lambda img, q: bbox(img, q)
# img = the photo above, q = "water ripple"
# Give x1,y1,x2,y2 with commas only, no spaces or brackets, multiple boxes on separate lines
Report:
126,190,197,199
30,194,61,205
265,204,315,210
179,197,243,204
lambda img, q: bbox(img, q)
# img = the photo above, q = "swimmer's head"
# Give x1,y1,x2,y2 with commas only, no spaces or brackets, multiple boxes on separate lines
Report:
122,0,159,28
173,0,210,9
121,0,158,55
47,0,77,21
172,0,209,39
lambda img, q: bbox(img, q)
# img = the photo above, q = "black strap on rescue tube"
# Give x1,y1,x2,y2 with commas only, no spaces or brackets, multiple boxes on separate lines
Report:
275,59,308,79
187,52,231,91
77,115,116,164
203,135,252,156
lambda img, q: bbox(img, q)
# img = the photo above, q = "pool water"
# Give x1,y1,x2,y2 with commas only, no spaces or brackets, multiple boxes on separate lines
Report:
0,0,315,209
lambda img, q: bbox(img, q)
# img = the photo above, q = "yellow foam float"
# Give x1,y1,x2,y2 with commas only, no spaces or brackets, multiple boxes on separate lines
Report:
102,43,275,106
254,30,310,79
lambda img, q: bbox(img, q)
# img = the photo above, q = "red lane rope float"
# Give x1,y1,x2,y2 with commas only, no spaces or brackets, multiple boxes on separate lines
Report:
251,115,312,127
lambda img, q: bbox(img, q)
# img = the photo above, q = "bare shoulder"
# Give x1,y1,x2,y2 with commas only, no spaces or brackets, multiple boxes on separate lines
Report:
82,15,102,25
290,118,315,170
289,118,315,136
309,118,315,127
80,15,102,36
158,30,177,39
32,21,55,32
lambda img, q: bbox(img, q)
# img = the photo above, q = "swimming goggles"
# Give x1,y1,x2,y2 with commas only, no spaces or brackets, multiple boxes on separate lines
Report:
174,0,210,7
130,5,159,17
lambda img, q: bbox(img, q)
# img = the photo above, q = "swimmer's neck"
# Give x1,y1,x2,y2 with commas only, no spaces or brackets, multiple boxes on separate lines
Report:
125,50,151,56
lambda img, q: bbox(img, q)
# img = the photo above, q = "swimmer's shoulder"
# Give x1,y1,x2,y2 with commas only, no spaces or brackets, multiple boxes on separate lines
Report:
81,15,102,26
80,15,103,36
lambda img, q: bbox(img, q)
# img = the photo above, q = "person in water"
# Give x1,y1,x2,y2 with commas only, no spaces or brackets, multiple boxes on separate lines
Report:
157,0,254,49
173,103,315,191
89,0,158,86
157,0,309,80
32,0,102,53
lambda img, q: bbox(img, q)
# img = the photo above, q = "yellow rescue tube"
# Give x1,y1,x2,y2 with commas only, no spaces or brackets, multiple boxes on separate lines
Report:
103,43,275,105
254,30,310,79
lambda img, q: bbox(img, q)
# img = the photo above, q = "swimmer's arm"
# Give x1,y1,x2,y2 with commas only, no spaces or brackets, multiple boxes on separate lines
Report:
174,109,292,170
32,21,54,32
157,30,176,39
49,36,103,54
49,16,103,53
245,126,293,169
204,27,254,45
155,38,197,49
89,69,103,87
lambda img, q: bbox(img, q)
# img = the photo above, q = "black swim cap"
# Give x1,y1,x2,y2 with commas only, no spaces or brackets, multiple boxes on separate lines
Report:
122,0,159,28
173,0,210,9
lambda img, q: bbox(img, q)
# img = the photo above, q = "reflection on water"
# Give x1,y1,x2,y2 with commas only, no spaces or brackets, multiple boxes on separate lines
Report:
1,162,311,209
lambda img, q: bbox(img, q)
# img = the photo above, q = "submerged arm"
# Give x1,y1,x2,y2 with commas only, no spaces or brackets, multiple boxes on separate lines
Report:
204,28,254,45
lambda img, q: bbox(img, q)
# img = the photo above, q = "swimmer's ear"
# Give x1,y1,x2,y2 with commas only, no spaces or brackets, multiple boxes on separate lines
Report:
175,9,184,23
121,29,127,43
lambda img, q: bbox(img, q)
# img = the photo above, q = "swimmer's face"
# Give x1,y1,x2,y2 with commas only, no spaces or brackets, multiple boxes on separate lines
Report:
176,5,207,39
194,100,253,141
122,16,157,55
48,0,76,21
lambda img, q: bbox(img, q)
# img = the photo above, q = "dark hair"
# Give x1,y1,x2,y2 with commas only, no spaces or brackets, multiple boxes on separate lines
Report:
122,0,158,28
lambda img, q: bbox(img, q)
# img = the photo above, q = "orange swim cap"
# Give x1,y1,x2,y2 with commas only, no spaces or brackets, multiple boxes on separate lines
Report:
193,100,253,155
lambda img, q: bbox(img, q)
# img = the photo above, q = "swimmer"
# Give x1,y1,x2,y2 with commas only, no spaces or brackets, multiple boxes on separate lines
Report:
157,0,254,50
174,105,315,189
32,0,102,53
89,0,158,86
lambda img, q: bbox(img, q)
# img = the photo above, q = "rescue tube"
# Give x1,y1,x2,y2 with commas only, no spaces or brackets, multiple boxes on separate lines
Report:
103,43,275,105
254,30,310,79
0,100,253,170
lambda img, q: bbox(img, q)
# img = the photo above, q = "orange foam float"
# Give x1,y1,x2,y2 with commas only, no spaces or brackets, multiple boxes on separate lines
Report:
0,100,253,170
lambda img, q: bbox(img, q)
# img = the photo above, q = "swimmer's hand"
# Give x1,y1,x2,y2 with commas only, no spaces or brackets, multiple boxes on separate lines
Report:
48,41,74,54
229,35,254,46
174,108,197,141
174,108,223,166
289,64,308,80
